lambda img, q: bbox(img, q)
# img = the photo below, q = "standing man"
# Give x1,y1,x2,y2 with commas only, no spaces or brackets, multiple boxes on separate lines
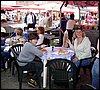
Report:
60,13,67,46
44,12,52,28
24,12,36,30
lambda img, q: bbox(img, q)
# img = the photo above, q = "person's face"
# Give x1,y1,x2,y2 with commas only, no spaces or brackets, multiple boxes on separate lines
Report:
75,30,83,38
30,12,32,15
31,39,38,45
37,30,40,34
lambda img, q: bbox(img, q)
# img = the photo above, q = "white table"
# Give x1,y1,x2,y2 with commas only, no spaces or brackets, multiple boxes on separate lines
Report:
41,47,74,88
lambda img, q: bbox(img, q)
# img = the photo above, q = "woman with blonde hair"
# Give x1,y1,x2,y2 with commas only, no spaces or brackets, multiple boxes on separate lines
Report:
66,26,91,66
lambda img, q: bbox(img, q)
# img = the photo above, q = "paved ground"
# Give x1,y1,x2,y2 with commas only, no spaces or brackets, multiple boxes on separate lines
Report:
1,67,91,89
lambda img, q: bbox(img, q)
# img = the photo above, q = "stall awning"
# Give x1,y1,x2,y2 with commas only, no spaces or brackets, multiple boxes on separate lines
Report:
64,1,99,7
14,5,45,10
1,4,45,10
1,5,15,10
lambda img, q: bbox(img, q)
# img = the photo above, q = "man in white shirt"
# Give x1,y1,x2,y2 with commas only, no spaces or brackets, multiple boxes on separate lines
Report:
44,12,52,27
24,12,36,30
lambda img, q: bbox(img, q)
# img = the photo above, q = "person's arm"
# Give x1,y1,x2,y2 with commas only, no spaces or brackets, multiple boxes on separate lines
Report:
96,39,99,58
36,34,44,46
24,15,27,24
66,38,74,50
62,31,68,47
29,45,43,57
97,39,99,52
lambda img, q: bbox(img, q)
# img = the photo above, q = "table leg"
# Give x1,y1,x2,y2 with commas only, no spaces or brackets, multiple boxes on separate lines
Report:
43,59,47,88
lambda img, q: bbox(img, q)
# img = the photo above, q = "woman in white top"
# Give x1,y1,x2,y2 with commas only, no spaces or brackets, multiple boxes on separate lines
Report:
66,26,91,66
36,26,45,46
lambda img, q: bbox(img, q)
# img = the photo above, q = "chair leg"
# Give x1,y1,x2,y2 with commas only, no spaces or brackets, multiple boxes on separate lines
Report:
8,57,13,71
12,61,15,75
18,69,23,89
49,75,52,89
38,76,41,88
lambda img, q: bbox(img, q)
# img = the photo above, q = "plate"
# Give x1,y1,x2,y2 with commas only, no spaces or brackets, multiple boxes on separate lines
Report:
41,49,47,53
58,50,67,54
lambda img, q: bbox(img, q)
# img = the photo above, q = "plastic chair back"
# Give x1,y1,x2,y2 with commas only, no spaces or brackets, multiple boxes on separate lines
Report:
46,58,78,89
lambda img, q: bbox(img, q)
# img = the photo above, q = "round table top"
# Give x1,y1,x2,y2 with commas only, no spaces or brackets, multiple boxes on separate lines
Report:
41,47,74,61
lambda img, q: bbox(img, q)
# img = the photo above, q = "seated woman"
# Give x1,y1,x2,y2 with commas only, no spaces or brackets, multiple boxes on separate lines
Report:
17,33,43,87
36,26,48,47
66,26,91,67
36,26,45,46
5,28,26,46
1,31,10,69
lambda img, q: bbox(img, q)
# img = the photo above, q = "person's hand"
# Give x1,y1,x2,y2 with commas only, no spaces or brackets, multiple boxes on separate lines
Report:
66,38,71,45
41,44,47,48
73,57,78,62
19,38,26,43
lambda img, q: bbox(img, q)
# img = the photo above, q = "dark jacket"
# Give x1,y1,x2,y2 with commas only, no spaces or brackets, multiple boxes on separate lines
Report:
24,14,36,24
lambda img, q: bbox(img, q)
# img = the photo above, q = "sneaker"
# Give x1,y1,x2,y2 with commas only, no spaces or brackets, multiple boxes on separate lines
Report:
27,79,37,87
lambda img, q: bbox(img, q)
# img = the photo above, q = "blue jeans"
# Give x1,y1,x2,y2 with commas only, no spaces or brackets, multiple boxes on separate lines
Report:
74,59,90,67
92,58,99,89
71,55,90,67
1,51,10,63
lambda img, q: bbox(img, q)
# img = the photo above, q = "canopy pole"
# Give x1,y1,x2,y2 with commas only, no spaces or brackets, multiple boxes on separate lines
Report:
97,2,99,30
78,6,81,25
75,1,81,25
60,1,65,28
59,1,65,46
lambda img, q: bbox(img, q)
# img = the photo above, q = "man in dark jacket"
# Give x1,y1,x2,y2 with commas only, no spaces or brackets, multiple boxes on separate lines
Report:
24,12,36,30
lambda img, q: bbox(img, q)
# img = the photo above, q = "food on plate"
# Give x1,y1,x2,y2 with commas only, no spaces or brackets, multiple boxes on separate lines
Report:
41,49,47,53
58,50,67,54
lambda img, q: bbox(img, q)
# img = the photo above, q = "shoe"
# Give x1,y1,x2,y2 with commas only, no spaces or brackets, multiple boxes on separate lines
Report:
27,79,37,87
78,75,80,78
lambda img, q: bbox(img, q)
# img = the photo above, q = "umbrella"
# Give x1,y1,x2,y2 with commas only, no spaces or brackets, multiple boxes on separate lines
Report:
63,1,99,7
61,1,99,23
40,3,62,11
